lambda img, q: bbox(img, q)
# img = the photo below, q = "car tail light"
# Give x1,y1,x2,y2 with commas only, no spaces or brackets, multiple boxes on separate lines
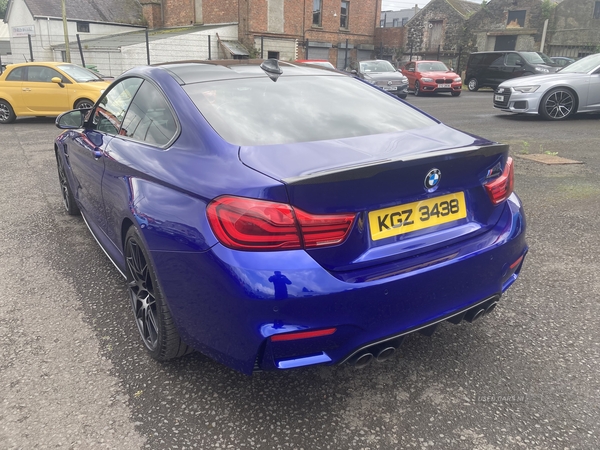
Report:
206,196,356,251
485,157,514,205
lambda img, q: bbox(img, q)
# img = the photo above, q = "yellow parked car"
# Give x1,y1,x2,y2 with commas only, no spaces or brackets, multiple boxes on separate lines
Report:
0,62,110,124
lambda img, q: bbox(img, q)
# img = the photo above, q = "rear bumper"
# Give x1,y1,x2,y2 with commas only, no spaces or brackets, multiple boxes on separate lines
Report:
153,193,526,374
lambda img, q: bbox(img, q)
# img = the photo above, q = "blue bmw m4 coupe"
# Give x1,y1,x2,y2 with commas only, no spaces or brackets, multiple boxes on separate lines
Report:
54,59,527,374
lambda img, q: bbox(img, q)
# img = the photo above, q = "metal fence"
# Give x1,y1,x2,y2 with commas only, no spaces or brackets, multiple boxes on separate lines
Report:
3,27,241,77
545,43,600,59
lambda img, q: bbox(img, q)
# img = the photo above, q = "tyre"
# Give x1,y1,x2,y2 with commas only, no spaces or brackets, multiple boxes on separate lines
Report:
451,91,461,97
467,78,479,92
398,93,408,99
539,88,576,120
56,152,80,215
74,98,94,110
413,80,420,96
0,99,16,124
125,227,192,361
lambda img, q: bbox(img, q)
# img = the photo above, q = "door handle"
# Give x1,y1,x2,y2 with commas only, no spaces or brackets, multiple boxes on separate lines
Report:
22,88,31,92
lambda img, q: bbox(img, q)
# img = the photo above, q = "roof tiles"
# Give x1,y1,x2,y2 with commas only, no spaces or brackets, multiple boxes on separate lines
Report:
23,0,143,25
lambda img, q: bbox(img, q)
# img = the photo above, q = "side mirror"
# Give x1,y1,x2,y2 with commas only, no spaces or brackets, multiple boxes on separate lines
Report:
56,109,85,129
351,69,358,75
51,76,65,88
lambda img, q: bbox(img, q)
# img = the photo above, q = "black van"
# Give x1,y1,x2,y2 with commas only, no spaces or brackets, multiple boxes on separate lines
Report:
465,51,560,91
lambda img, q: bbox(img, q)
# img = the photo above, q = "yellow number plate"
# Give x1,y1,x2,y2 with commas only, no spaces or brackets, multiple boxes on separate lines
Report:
368,192,467,241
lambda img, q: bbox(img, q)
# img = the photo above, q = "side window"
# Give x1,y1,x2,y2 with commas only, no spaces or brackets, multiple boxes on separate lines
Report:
120,81,178,147
5,67,24,81
27,66,62,82
505,53,521,66
489,54,505,66
93,77,143,135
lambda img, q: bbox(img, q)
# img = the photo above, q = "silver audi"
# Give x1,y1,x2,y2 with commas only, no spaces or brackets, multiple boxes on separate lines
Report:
493,53,600,120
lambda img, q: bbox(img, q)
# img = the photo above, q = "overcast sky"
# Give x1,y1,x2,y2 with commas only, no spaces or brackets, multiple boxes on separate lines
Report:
381,0,430,11
382,0,481,11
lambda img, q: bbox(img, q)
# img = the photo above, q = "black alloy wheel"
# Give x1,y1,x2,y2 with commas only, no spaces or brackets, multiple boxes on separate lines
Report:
125,227,191,361
74,99,94,110
0,100,16,124
56,154,80,215
414,80,420,96
540,88,576,120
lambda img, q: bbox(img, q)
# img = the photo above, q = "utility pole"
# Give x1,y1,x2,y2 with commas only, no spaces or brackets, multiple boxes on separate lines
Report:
62,0,71,62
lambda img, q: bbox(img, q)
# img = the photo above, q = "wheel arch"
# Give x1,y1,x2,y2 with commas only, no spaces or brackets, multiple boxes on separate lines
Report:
539,85,580,115
121,218,136,253
0,97,17,121
73,97,95,109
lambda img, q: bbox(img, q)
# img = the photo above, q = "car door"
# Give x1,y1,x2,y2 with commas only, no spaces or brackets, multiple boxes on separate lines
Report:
22,66,70,113
66,77,143,232
1,66,24,113
504,53,527,80
586,69,600,110
101,80,179,246
404,62,417,89
486,53,506,87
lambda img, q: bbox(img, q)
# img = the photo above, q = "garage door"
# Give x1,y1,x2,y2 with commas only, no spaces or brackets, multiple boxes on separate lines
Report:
306,47,330,61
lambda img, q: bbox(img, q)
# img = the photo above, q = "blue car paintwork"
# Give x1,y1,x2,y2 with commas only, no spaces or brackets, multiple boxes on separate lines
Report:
54,62,527,374
151,192,524,373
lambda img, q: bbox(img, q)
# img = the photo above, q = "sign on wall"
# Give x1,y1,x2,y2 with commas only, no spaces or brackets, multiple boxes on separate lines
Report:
12,25,36,37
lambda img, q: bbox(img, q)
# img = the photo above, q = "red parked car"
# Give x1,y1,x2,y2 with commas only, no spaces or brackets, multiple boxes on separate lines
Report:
403,60,462,97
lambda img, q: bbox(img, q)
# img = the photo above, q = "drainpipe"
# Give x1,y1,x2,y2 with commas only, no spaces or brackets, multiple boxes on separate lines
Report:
540,19,549,53
61,0,71,62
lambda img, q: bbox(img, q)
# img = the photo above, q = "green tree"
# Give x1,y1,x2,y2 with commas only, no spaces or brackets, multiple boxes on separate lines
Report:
0,0,8,20
541,0,556,21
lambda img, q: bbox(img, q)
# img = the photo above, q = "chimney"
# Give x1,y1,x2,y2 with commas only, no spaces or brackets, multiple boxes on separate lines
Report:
140,0,163,29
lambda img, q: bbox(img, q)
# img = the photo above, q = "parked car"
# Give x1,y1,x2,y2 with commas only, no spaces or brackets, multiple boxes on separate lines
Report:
493,52,600,120
402,60,462,97
54,59,527,374
0,61,109,124
349,59,409,98
294,59,336,69
465,51,561,91
550,56,576,67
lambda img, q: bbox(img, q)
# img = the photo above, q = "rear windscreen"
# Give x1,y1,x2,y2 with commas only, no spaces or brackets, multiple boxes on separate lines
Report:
183,75,437,146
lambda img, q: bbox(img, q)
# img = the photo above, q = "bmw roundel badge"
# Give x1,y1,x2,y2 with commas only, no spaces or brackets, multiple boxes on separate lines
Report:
424,168,441,192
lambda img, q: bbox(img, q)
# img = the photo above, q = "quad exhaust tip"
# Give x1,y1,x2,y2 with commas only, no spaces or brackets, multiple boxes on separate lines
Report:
376,346,396,362
353,352,374,368
347,299,500,368
485,301,498,315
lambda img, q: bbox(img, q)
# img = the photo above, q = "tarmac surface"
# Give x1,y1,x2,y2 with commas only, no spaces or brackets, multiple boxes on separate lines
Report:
1,90,599,449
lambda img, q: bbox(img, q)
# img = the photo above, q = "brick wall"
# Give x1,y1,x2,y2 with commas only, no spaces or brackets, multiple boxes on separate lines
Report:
163,0,193,27
145,0,382,66
203,0,239,25
141,3,163,28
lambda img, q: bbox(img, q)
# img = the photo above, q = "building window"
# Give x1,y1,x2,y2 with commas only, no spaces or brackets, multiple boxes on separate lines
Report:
340,1,349,29
402,17,408,26
393,18,399,27
380,19,385,27
506,10,526,28
77,22,90,33
594,1,600,19
267,51,280,59
313,0,322,27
